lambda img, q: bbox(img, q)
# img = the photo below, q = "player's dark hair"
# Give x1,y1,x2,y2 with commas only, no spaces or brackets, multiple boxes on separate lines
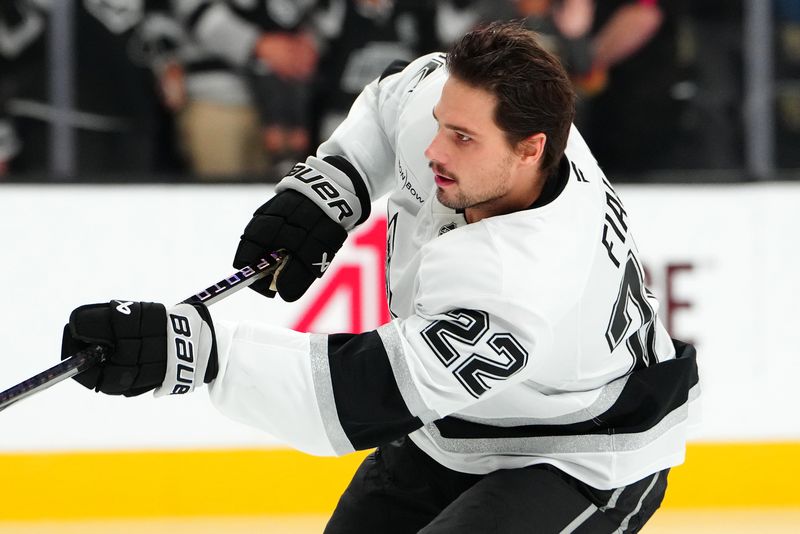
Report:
446,21,576,177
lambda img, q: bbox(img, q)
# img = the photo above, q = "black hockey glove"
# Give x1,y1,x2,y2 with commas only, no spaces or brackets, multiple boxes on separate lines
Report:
234,155,371,302
62,300,217,397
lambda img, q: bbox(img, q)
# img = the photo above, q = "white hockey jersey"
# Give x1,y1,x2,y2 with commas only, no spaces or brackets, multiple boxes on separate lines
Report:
209,53,700,490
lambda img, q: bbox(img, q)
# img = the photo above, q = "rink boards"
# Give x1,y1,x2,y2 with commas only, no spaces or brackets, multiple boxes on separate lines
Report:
0,183,798,518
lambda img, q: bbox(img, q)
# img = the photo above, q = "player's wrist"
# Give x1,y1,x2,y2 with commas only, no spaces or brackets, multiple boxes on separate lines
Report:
155,302,217,397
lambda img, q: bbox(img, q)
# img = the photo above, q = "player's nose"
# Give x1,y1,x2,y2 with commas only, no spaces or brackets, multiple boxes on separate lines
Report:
424,130,446,165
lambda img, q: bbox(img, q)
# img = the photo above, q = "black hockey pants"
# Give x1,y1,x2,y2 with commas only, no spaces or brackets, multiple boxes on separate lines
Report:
324,437,668,534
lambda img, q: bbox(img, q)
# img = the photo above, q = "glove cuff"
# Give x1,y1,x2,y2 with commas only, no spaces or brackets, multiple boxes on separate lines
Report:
194,302,219,383
275,155,371,231
154,303,217,397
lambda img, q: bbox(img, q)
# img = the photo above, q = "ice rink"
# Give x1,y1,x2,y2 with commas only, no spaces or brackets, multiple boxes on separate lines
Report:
1,510,799,534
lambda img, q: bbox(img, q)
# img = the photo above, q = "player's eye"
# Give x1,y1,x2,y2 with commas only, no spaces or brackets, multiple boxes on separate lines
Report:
455,132,471,143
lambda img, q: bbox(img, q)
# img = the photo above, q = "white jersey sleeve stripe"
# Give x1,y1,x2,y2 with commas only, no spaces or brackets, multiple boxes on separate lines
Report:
376,322,440,425
208,321,347,456
211,321,429,454
309,334,357,455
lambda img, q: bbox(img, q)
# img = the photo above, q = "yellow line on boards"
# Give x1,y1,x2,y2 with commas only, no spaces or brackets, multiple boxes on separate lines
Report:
0,449,369,520
662,442,800,508
0,442,798,521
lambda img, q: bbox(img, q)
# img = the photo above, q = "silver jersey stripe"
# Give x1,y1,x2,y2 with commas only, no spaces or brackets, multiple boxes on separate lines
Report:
309,333,355,455
377,322,439,424
456,375,630,427
425,383,700,455
559,504,599,534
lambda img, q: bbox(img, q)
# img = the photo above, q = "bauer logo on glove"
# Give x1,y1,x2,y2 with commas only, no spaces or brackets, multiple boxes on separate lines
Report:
62,300,218,397
157,304,218,396
233,155,371,302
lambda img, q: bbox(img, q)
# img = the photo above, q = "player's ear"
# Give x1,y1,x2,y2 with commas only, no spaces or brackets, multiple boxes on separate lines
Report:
516,133,546,169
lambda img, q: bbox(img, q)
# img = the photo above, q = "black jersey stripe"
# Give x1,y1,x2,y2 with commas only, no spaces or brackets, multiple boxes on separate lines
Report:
424,387,697,456
326,330,423,450
376,323,440,425
433,339,697,440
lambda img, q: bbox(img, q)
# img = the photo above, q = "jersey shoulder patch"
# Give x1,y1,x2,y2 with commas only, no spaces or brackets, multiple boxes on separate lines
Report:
405,53,446,92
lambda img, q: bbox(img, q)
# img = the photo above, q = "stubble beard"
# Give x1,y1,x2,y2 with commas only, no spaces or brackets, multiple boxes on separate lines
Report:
435,157,513,213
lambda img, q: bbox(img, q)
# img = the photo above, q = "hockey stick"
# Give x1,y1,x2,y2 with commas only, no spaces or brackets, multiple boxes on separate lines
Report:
0,251,287,413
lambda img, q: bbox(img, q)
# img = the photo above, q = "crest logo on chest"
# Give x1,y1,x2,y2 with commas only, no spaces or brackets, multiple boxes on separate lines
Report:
438,222,457,236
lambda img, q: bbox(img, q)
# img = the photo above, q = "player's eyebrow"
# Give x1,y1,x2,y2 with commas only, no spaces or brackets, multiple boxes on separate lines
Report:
432,107,479,137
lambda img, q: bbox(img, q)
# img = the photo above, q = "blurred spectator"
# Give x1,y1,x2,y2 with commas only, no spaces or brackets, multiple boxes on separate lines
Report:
776,0,800,71
0,113,20,177
173,0,319,179
0,0,43,178
435,0,484,46
676,0,744,170
128,6,190,174
582,0,687,174
775,0,800,167
310,0,438,143
0,60,19,178
0,117,19,178
478,0,596,122
477,1,595,76
590,0,662,73
462,0,668,173
2,0,181,180
248,4,319,172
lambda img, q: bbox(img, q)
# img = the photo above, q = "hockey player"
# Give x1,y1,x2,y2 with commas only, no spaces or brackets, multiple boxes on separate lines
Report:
62,22,699,533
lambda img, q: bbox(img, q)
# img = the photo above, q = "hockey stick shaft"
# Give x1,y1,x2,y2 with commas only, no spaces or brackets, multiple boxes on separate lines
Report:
0,251,287,412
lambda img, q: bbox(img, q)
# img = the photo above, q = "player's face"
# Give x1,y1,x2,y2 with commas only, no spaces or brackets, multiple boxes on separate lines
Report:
425,76,544,223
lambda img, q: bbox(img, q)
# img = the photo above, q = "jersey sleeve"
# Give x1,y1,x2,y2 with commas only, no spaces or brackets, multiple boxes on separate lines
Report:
208,319,426,456
207,224,570,456
317,52,447,201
